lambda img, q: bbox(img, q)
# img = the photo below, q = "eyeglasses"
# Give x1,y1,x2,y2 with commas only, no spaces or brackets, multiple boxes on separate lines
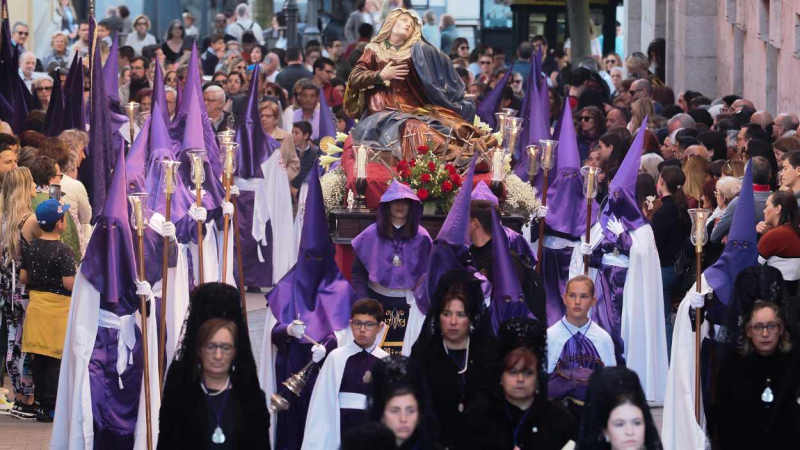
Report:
604,59,617,64
35,86,53,92
750,322,781,334
202,343,235,355
629,89,641,95
458,46,468,50
135,22,147,27
15,31,28,36
511,79,523,84
351,320,379,330
580,116,594,122
479,61,491,65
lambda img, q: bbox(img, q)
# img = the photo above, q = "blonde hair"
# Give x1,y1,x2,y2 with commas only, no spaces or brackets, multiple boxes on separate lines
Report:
630,98,655,134
133,14,151,31
51,31,69,49
0,167,35,265
721,159,745,178
682,156,709,203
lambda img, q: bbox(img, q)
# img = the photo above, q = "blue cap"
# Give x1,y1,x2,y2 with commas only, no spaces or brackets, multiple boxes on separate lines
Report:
35,199,70,230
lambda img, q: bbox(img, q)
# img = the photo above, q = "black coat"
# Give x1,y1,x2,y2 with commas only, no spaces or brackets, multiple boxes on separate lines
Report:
462,390,576,450
157,360,271,449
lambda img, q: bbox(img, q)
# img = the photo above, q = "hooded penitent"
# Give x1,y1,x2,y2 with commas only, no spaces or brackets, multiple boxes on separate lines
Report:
476,68,512,130
470,181,536,264
513,48,550,185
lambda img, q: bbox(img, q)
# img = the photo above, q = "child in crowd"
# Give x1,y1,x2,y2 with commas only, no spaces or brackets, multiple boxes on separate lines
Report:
20,199,77,422
302,299,389,450
546,275,616,416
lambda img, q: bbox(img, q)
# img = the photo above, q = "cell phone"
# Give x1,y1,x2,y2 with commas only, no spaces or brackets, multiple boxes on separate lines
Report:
49,184,62,201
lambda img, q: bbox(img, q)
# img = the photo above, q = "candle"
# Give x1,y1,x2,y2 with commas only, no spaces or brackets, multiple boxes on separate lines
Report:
543,145,553,169
161,160,180,195
587,168,595,199
357,145,367,179
492,151,504,181
224,148,235,175
132,197,144,230
192,155,204,186
695,211,705,252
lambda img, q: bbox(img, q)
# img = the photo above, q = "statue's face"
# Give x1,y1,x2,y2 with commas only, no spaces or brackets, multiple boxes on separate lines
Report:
390,14,414,42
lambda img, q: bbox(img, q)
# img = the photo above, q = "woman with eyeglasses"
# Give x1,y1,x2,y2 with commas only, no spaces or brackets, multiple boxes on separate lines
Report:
125,14,156,56
161,20,187,66
713,266,793,450
577,106,607,162
42,32,70,72
410,270,495,449
158,283,270,449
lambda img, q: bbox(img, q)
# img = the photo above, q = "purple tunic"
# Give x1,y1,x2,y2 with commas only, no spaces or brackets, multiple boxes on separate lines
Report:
339,350,382,435
234,190,273,288
589,232,633,366
542,245,575,326
548,320,603,406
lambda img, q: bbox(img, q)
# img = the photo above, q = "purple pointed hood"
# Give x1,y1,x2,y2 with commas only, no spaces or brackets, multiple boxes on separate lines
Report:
490,206,533,333
145,105,193,220
125,115,151,194
601,117,649,238
80,38,115,223
471,181,498,205
376,180,423,234
60,53,86,134
514,48,551,184
103,33,120,103
0,0,33,134
149,100,176,157
318,84,337,143
172,43,222,178
151,60,170,126
705,162,758,322
177,82,224,210
545,102,597,239
234,63,277,179
81,144,139,315
44,65,66,136
476,68,512,130
413,155,478,314
266,165,358,341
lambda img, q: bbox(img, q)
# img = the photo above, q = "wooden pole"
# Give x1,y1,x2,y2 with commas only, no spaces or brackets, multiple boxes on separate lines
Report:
135,229,154,450
584,199,592,275
158,195,171,387
232,196,248,324
196,186,204,285
534,169,550,274
695,249,703,424
221,174,231,283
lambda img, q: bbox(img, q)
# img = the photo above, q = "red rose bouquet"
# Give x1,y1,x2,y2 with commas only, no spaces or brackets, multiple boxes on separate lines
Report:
395,145,462,212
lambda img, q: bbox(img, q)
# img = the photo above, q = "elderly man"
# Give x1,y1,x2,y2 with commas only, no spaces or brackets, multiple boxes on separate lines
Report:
667,113,695,134
226,3,264,44
165,87,178,121
731,98,755,114
203,84,235,134
292,81,321,141
773,113,799,139
34,76,54,111
750,110,773,129
11,22,29,51
606,107,629,130
18,52,37,92
630,79,662,113
263,52,281,83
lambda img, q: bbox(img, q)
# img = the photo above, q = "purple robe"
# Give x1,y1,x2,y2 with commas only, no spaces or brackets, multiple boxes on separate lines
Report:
548,322,603,407
234,190,273,287
339,350,382,434
542,245,575,326
589,232,633,366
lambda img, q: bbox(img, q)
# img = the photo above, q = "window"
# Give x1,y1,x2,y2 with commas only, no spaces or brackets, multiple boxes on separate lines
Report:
758,0,769,42
795,14,800,59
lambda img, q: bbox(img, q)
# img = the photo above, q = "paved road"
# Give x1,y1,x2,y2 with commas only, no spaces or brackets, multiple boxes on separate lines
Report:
0,292,664,447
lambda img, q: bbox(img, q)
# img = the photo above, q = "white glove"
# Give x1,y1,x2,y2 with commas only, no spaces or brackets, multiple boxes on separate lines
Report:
287,321,306,339
688,287,713,309
606,215,625,237
188,204,207,222
161,221,176,242
230,185,240,196
535,205,548,219
135,280,153,299
222,201,234,217
579,242,593,256
311,344,327,363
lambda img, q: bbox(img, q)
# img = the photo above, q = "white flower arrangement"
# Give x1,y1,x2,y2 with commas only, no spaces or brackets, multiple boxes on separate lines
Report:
473,115,492,134
493,131,503,147
503,174,542,225
335,132,348,143
503,153,513,175
320,167,347,213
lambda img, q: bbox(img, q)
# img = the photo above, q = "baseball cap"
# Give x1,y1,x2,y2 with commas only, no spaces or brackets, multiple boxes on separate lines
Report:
35,199,70,231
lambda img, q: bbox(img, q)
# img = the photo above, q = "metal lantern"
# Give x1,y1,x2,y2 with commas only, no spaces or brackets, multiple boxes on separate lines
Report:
688,208,712,250
186,149,207,187
581,166,602,199
221,142,238,176
526,144,542,176
127,192,150,231
160,160,181,195
539,139,558,171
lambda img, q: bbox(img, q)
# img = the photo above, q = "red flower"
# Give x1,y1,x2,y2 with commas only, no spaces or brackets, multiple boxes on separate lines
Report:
417,188,429,200
445,163,456,174
441,180,453,192
421,173,431,183
401,168,412,178
409,159,416,168
418,145,429,154
450,173,462,186
396,160,408,171
428,161,436,172
402,181,411,186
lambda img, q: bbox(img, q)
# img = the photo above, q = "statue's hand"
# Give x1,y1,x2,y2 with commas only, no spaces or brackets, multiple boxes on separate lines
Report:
380,60,409,82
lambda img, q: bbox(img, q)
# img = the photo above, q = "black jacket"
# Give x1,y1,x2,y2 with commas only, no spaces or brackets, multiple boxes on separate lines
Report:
275,63,313,96
157,360,271,449
651,195,690,267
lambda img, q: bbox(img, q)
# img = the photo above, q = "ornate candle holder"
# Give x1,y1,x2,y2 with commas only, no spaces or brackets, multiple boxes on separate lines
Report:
217,130,236,146
526,144,542,177
127,192,150,236
124,102,139,145
353,145,370,212
539,139,557,172
688,207,711,423
160,160,181,197
491,149,505,200
581,166,602,275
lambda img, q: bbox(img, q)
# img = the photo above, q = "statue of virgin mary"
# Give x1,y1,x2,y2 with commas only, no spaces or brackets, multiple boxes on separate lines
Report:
344,8,494,162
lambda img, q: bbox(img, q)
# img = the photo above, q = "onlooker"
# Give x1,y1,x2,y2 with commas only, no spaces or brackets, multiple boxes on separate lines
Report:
421,10,441,50
18,52,37,93
68,21,90,62
42,32,70,72
311,57,342,108
290,121,319,194
292,81,321,141
344,23,374,62
757,191,800,292
509,41,533,89
11,22,29,51
226,3,264,45
712,156,774,243
439,14,458,55
29,156,81,260
161,20,188,65
325,40,350,81
773,113,799,139
203,85,235,134
275,46,313,96
120,56,153,104
182,12,199,37
55,0,79,42
344,0,374,45
779,151,800,205
125,15,157,56
33,77,54,112
577,106,606,162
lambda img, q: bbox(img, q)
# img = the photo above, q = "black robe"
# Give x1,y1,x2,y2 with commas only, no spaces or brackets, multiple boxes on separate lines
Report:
462,390,576,450
713,349,791,450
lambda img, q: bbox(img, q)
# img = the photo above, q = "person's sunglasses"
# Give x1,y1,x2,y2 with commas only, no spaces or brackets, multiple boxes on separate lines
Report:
480,61,491,65
629,89,641,94
604,59,616,64
36,86,53,92
16,31,28,36
580,116,594,122
458,46,468,50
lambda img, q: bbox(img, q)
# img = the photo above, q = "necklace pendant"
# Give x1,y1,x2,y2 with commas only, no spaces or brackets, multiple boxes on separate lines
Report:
392,254,402,267
613,247,620,257
761,386,774,404
212,426,226,444
458,402,464,413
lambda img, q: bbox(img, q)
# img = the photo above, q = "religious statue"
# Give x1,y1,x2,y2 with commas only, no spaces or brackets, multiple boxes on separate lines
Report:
344,8,495,163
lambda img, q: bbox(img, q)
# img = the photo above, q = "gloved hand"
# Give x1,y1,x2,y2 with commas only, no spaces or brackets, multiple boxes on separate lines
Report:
535,205,548,219
311,344,327,363
135,280,153,299
287,321,306,339
230,185,240,197
161,221,176,242
579,242,593,256
688,287,713,309
188,205,208,222
606,215,625,237
222,201,234,217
